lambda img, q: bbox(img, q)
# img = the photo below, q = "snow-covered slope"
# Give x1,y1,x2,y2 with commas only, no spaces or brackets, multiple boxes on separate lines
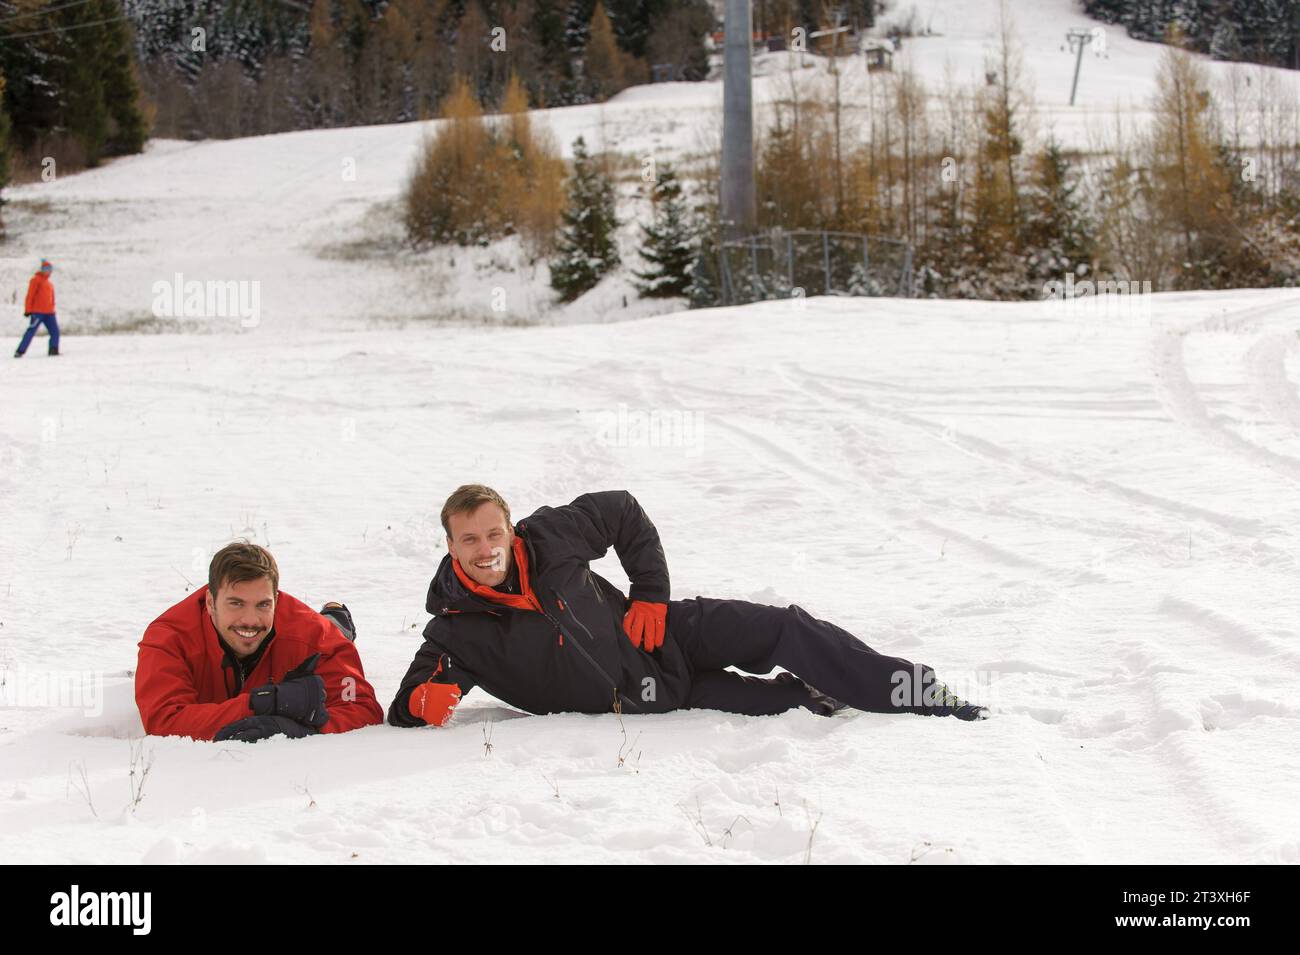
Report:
3,0,1299,333
3,289,1300,863
3,0,1300,865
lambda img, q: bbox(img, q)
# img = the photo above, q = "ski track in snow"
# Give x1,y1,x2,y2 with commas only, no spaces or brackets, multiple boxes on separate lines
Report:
1150,299,1300,483
796,363,1272,541
1245,333,1300,437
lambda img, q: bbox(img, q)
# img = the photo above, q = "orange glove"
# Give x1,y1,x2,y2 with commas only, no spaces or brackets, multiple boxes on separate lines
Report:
407,681,461,727
622,600,667,652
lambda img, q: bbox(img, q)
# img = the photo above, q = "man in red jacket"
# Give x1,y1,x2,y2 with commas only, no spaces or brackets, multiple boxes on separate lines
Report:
136,541,384,742
14,259,59,358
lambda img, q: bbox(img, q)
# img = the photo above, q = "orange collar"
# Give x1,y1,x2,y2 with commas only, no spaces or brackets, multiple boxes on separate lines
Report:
451,535,542,612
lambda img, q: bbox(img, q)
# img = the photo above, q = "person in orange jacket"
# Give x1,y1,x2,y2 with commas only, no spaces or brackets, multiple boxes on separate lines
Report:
136,541,384,742
15,259,59,358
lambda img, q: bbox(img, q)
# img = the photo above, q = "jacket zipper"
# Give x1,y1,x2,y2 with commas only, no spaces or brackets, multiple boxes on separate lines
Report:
441,545,639,713
541,588,641,714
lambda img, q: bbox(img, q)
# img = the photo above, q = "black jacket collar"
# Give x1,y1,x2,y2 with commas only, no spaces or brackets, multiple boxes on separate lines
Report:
219,628,275,693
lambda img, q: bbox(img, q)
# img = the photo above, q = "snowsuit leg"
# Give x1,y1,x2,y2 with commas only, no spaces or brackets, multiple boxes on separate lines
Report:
15,313,57,355
15,314,42,355
670,596,935,715
43,313,59,353
686,669,835,715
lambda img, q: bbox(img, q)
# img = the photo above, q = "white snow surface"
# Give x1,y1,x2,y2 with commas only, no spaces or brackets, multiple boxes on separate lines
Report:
4,290,1300,863
3,0,1300,864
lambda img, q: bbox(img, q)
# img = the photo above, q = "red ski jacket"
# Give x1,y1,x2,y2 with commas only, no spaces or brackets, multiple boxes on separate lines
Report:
24,272,55,314
136,587,384,740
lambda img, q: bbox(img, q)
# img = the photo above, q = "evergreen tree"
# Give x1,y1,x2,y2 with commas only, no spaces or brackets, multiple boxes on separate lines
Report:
687,221,721,308
685,170,722,308
1209,18,1241,60
632,162,697,297
1234,0,1298,67
0,0,148,166
1021,138,1095,288
53,0,112,165
644,0,713,82
97,0,149,155
1081,0,1300,68
115,0,713,135
0,2,60,151
1082,0,1131,24
564,0,594,56
523,0,580,105
550,135,620,301
603,0,656,57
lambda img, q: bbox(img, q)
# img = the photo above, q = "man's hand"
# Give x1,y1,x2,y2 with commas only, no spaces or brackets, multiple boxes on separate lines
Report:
408,681,461,727
249,654,328,727
622,600,667,652
215,714,319,743
23,313,30,319
281,653,322,682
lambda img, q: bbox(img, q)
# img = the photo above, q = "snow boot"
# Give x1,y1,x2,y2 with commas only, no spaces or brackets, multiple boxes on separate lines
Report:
768,671,850,716
319,601,357,642
922,681,989,721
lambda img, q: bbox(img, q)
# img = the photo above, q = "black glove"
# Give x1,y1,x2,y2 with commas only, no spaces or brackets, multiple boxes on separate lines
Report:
23,312,30,319
281,653,322,682
214,714,319,743
248,653,328,727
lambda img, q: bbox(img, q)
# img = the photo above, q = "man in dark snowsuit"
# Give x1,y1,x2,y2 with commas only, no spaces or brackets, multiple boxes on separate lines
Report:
388,485,987,729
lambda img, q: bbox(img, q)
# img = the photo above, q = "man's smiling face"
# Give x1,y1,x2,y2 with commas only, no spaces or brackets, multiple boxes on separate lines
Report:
447,502,514,587
206,576,276,658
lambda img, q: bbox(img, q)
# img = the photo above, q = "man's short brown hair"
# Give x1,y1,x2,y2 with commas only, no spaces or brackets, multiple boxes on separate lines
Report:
208,540,279,596
441,484,512,536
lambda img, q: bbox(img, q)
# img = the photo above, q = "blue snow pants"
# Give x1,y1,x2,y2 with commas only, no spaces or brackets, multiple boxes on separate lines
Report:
16,312,59,355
